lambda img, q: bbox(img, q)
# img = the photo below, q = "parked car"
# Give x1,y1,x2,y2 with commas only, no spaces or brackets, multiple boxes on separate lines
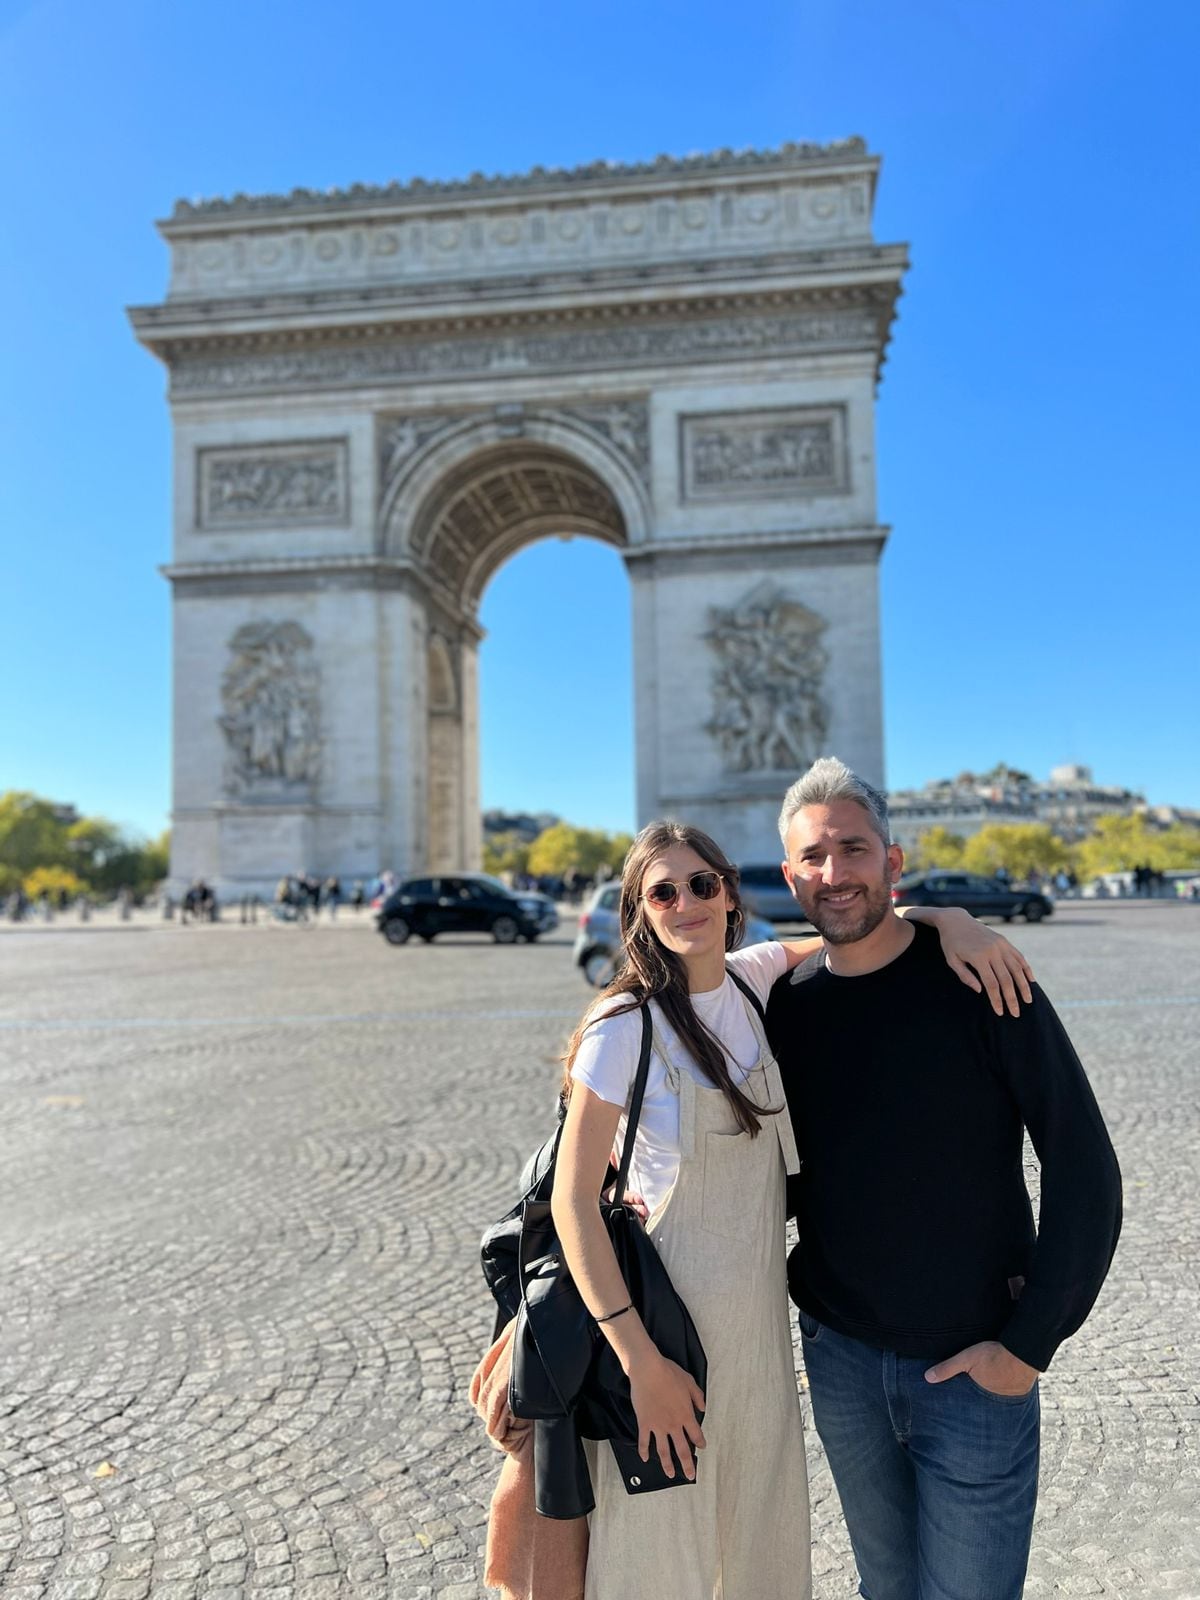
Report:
376,873,558,945
573,881,778,987
736,863,810,925
891,871,1053,923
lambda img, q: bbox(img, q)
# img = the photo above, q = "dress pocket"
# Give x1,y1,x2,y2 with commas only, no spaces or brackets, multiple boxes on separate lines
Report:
700,1128,753,1238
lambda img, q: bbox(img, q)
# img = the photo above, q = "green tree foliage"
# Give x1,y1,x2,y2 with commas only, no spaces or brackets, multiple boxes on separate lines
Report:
606,832,634,873
142,829,171,886
0,791,170,897
911,826,966,870
527,822,631,879
23,865,85,899
962,824,1071,879
0,792,71,876
1076,814,1200,878
482,832,531,878
66,817,125,886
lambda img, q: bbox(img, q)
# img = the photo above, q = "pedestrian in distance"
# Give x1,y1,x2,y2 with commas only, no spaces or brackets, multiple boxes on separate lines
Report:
537,819,1033,1600
323,875,341,920
767,757,1122,1600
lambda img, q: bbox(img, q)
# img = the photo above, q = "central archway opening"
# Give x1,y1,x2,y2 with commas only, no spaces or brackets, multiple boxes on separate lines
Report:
479,534,634,845
407,440,633,871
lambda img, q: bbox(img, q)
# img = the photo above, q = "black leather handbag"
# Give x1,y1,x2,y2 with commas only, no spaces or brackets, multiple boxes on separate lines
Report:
480,1002,708,1504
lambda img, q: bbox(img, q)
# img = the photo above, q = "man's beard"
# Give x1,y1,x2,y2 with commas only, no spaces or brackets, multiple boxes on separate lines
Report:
802,876,894,945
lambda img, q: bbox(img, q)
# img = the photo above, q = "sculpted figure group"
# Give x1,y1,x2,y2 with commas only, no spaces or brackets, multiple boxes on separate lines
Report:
219,621,321,793
706,590,829,773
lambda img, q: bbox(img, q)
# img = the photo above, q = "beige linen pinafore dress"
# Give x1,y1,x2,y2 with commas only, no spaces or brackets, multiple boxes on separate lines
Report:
584,995,812,1600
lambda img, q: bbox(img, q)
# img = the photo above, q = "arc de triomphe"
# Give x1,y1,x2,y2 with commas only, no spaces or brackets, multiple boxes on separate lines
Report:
130,140,906,894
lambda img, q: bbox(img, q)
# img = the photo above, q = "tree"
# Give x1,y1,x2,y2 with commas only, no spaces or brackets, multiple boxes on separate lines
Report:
0,794,169,898
527,823,630,879
962,824,1070,880
0,792,71,877
24,865,85,900
66,817,125,885
141,829,171,887
1076,814,1200,879
605,832,634,873
911,827,966,870
528,823,596,878
483,832,531,878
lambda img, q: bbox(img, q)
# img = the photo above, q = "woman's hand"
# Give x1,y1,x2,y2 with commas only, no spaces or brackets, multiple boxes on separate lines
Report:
907,906,1034,1017
626,1349,707,1480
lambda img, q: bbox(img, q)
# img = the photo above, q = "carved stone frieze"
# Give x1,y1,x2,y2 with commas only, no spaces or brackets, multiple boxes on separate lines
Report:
172,311,878,399
219,621,321,797
159,144,883,303
681,407,848,503
705,583,829,775
198,441,348,527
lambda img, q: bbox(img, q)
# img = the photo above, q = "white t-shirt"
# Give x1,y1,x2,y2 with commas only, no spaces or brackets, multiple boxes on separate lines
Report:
570,941,788,1215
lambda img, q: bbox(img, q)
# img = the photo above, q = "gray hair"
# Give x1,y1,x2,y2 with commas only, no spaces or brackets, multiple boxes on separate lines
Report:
777,756,891,846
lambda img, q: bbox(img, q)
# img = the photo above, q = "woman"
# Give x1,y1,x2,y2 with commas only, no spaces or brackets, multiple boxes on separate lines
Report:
551,820,1032,1600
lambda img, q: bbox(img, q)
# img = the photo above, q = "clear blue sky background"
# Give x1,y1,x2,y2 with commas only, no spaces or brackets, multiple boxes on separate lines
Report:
2,0,1197,839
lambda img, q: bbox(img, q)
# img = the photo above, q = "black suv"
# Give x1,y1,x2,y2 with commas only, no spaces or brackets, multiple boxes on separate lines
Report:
737,863,809,924
892,871,1053,923
375,873,558,946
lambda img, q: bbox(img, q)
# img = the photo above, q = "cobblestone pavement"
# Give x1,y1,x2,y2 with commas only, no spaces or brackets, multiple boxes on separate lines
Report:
0,903,1196,1599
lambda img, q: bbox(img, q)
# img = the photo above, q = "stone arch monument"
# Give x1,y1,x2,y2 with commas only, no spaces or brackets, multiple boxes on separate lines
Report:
130,141,906,893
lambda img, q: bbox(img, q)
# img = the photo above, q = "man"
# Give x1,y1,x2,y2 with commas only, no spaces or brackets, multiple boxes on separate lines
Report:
766,757,1121,1600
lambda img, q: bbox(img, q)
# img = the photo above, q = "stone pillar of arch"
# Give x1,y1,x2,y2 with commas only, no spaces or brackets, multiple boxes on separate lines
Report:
130,141,906,894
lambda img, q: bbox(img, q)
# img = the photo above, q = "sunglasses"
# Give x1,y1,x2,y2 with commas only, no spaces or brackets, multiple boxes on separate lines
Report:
642,871,726,910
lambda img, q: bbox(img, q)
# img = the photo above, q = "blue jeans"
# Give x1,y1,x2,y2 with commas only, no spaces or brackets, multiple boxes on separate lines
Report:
799,1312,1039,1600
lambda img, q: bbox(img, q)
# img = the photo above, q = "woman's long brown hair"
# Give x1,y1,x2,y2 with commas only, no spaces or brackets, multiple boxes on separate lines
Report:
562,820,780,1135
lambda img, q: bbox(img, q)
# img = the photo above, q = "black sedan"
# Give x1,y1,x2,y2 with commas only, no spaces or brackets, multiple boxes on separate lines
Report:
891,871,1053,923
376,873,558,945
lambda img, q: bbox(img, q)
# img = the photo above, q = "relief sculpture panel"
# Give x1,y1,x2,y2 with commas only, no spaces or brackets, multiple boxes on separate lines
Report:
706,583,829,774
220,621,321,797
198,440,349,528
681,406,848,502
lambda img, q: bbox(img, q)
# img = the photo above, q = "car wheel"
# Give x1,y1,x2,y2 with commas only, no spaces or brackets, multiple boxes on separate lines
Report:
1023,901,1046,923
492,915,520,944
582,948,617,987
382,916,411,945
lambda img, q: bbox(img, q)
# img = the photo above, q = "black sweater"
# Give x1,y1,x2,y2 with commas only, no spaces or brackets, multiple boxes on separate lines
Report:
766,921,1122,1371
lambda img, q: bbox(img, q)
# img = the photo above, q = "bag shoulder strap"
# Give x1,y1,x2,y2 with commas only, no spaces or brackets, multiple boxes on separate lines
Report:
726,963,766,1024
612,1004,652,1205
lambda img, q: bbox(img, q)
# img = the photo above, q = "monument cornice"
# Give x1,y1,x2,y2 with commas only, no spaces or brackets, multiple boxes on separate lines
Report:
164,139,877,226
135,278,904,399
130,242,907,346
624,524,890,575
161,554,486,636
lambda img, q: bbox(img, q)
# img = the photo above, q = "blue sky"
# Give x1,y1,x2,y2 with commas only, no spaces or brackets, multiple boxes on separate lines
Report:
2,0,1197,839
